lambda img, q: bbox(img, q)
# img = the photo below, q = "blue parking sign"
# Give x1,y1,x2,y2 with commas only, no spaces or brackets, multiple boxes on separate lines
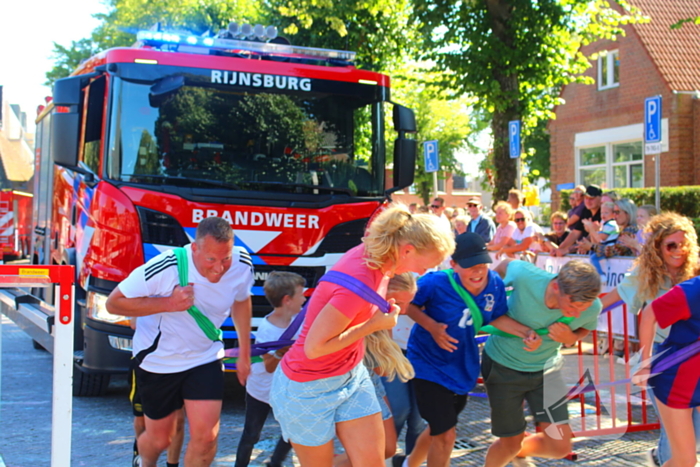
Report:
509,120,521,159
424,140,438,173
645,96,662,144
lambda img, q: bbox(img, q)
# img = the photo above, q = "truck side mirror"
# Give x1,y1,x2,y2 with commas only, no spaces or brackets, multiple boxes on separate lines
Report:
390,104,417,192
393,103,416,133
50,73,98,168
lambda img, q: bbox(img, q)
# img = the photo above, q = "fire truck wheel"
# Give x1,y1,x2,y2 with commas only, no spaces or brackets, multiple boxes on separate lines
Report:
73,365,110,397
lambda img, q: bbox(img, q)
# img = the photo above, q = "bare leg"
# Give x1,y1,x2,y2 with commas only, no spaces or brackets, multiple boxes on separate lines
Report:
139,411,179,467
183,399,221,467
336,413,385,467
515,423,572,459
406,427,430,467
292,440,335,467
167,408,186,464
655,400,697,467
483,433,525,467
426,426,456,467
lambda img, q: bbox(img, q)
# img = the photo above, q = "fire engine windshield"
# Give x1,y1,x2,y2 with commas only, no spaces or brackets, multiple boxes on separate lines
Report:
107,77,385,197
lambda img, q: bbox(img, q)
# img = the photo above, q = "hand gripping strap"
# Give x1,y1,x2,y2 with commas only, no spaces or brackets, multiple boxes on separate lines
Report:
173,247,223,342
224,269,390,360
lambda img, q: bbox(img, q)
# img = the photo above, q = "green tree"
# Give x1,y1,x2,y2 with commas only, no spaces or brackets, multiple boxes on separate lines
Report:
266,0,420,71
46,0,262,85
411,0,644,201
391,62,474,205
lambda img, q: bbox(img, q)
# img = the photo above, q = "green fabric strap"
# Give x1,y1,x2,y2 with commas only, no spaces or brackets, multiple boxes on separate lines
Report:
174,247,223,342
481,316,575,338
444,269,484,333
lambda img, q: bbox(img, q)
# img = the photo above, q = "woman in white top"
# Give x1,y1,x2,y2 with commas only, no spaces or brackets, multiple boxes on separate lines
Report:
497,207,535,258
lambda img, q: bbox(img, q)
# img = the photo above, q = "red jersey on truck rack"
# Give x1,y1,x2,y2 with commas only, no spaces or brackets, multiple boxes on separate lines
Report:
30,23,417,396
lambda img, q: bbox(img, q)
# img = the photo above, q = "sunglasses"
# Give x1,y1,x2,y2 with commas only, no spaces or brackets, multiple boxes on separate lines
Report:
612,210,621,215
430,204,441,209
467,203,478,208
514,217,526,222
663,241,688,253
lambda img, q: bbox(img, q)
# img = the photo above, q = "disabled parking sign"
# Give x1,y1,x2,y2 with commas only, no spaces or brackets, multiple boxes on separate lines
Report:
509,120,521,159
424,140,438,173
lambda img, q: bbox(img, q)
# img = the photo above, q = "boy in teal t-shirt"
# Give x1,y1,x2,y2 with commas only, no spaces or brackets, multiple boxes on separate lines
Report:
482,259,602,467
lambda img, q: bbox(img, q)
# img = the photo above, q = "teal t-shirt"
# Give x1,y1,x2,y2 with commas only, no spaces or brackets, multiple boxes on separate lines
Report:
617,268,672,343
484,261,602,372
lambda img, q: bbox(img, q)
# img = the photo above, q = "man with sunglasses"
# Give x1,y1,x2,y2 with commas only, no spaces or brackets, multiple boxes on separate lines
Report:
429,197,455,238
552,185,602,257
465,196,496,243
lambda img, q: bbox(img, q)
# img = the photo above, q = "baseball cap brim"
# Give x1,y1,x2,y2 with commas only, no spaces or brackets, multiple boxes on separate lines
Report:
454,250,492,269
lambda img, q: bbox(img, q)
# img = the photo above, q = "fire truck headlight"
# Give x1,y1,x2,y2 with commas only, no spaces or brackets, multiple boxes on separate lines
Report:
86,291,131,326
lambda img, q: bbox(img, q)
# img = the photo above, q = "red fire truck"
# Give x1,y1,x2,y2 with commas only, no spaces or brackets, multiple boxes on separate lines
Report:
0,189,32,261
31,24,417,395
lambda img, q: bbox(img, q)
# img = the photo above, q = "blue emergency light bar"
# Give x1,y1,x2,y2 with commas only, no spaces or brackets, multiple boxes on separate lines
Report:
136,27,357,64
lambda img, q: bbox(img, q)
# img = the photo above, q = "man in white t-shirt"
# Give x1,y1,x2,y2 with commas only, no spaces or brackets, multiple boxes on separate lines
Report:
106,217,253,467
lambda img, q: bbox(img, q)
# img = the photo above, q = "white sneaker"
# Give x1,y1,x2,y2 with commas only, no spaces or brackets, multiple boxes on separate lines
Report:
511,457,536,467
645,447,661,467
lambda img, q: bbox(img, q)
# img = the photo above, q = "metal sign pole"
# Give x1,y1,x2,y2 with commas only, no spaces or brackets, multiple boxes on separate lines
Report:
51,277,74,467
644,96,662,212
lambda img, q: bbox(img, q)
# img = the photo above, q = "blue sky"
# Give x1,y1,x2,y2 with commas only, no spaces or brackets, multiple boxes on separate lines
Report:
0,0,108,125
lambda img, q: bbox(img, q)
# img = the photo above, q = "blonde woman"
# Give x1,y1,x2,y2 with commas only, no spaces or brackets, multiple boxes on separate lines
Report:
487,201,516,252
601,212,700,466
335,273,418,467
270,204,455,467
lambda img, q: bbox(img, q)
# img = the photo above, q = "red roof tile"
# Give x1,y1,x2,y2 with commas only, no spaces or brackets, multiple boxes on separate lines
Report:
631,0,700,91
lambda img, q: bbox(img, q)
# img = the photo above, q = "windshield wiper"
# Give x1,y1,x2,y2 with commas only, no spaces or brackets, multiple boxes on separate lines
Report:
122,174,241,190
249,181,353,195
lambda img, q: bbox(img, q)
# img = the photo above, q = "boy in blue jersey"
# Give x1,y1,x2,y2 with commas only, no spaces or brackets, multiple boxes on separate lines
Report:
403,233,541,467
483,259,602,467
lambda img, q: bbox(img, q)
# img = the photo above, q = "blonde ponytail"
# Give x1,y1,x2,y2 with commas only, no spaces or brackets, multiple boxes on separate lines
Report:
363,272,417,382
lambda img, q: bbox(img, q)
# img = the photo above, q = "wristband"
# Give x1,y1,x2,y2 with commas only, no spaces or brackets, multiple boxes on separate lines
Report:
272,350,283,359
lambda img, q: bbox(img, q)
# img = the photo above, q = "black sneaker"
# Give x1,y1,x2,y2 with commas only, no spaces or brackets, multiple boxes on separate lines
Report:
392,454,406,467
132,454,141,467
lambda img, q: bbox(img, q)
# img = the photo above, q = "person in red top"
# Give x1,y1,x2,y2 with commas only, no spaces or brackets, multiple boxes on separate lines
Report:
269,203,455,467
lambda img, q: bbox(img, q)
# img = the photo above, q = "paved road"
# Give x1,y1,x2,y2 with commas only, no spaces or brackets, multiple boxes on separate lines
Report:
0,315,665,466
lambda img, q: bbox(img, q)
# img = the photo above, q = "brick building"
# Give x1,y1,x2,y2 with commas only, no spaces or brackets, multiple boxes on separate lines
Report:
549,0,700,209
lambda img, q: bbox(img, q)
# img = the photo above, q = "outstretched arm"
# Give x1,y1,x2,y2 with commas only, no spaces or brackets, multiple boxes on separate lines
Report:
106,284,194,317
632,304,657,388
232,297,253,385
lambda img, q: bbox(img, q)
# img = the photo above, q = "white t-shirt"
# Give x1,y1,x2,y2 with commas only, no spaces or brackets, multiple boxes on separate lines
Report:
392,315,415,350
247,313,300,404
511,225,535,244
119,243,254,373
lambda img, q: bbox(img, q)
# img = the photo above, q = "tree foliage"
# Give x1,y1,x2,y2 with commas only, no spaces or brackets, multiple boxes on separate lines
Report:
265,0,420,72
411,0,645,201
390,62,474,204
47,0,262,85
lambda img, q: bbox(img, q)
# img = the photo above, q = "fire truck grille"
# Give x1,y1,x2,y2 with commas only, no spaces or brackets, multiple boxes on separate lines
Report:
314,218,368,254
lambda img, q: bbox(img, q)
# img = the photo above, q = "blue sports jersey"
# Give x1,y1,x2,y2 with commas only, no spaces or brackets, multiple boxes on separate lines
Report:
406,269,508,395
650,276,700,409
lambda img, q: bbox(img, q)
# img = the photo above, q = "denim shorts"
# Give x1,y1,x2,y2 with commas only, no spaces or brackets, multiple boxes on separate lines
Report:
270,364,381,446
370,369,392,421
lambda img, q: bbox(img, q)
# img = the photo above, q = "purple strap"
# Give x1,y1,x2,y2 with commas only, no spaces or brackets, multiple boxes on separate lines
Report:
564,339,700,399
224,270,390,360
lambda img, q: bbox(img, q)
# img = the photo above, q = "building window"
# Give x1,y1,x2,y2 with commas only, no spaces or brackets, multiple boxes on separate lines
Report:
612,142,643,188
452,174,466,190
578,141,643,189
598,50,619,90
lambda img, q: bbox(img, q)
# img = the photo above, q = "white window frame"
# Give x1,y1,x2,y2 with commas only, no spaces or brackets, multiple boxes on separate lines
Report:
597,49,620,90
574,121,669,188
